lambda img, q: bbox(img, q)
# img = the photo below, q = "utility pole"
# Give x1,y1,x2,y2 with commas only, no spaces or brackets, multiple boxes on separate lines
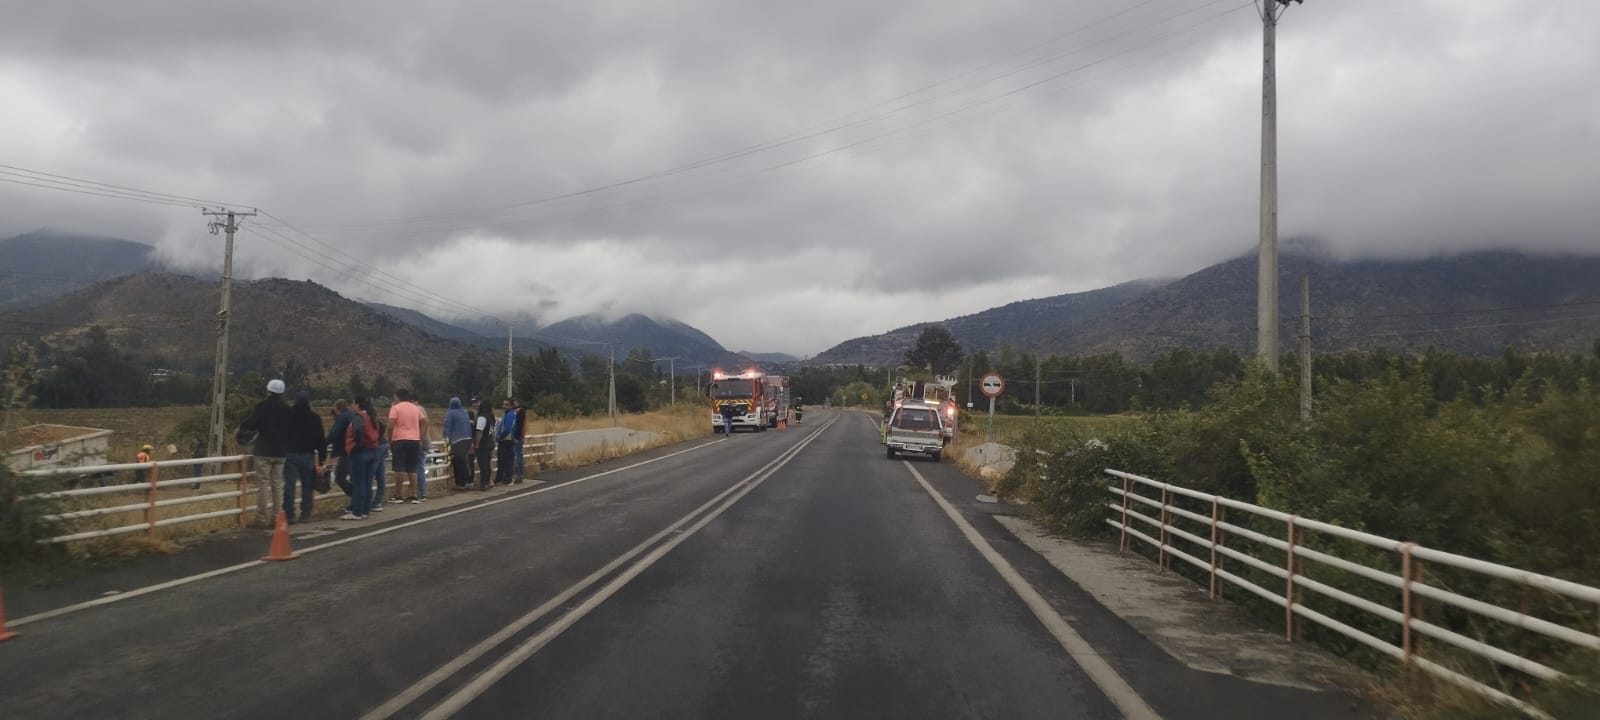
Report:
1257,0,1301,372
202,208,255,459
1070,378,1077,407
1299,271,1312,421
668,356,676,405
607,342,617,426
1034,355,1041,427
506,324,514,400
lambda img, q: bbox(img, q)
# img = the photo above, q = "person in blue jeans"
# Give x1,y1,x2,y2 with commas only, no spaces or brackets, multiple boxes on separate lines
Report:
342,397,382,520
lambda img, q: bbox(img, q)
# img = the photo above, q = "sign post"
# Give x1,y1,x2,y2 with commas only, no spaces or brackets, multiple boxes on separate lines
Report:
980,373,1005,443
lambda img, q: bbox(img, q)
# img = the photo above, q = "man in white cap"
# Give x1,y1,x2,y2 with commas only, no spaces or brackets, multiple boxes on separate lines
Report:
238,378,293,528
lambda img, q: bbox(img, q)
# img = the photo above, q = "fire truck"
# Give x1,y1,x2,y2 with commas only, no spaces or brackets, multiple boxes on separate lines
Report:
711,369,770,433
889,376,959,445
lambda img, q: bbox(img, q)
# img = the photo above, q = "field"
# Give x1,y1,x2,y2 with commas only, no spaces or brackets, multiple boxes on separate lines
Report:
971,413,1137,445
5,406,205,464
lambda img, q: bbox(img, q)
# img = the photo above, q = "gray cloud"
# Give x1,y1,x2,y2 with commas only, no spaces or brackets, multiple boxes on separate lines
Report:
2,0,1596,355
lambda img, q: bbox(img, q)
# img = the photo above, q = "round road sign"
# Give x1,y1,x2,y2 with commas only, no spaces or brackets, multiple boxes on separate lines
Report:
980,373,1005,398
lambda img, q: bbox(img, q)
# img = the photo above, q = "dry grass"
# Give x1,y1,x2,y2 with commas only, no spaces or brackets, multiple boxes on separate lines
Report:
5,406,205,463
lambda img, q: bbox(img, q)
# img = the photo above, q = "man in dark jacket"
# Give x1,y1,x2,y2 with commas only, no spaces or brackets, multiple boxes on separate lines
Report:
284,391,327,524
238,379,293,528
326,400,354,497
512,398,528,483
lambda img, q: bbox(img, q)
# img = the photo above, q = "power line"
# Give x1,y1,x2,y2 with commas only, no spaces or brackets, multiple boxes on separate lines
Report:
320,1,1254,242
0,163,249,208
288,0,1243,235
253,210,502,322
0,176,199,209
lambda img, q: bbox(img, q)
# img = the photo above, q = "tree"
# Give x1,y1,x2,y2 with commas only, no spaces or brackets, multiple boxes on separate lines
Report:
905,326,964,375
449,350,492,399
30,326,145,407
371,373,396,400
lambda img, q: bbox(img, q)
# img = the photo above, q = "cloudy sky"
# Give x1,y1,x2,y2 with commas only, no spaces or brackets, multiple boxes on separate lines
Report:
2,0,1597,355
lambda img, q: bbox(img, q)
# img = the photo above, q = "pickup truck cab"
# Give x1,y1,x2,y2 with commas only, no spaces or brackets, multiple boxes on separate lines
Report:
884,402,946,461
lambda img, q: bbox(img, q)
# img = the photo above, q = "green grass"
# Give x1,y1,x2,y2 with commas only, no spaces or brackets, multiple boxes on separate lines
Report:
971,413,1136,445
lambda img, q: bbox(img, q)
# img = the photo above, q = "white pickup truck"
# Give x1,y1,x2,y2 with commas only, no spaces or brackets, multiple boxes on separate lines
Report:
884,402,946,462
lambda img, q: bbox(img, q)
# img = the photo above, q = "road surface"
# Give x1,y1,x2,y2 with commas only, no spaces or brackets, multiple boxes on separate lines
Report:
3,410,1367,719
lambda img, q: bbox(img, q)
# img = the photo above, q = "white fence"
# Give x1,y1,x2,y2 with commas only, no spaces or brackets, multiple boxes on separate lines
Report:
20,434,565,544
1103,468,1600,720
20,457,255,543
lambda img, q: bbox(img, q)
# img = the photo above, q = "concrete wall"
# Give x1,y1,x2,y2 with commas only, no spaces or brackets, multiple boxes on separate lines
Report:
548,427,663,462
962,442,1016,481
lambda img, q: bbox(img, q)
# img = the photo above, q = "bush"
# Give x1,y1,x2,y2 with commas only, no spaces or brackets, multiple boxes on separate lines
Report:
530,394,579,420
0,462,68,567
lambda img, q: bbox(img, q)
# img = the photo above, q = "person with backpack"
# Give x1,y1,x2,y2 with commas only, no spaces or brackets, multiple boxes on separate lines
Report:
342,396,382,520
473,399,496,491
238,379,293,528
495,398,518,486
283,391,326,524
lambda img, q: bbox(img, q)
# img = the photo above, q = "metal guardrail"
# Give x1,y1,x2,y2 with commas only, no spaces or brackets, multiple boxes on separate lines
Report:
21,456,254,543
1103,468,1600,720
17,433,574,544
422,435,556,483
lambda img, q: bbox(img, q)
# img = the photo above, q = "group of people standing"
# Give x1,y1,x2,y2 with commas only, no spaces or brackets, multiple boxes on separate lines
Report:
237,379,531,527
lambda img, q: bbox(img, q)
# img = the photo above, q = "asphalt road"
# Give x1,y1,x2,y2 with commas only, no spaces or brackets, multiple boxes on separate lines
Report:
3,409,1369,720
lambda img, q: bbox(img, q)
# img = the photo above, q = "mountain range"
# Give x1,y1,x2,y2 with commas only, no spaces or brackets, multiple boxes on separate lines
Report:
2,231,765,373
813,246,1600,365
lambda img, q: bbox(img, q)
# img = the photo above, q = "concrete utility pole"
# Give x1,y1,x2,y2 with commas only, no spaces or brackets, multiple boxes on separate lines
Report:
608,342,617,427
506,324,514,400
202,208,255,459
1299,272,1312,421
1034,355,1041,427
1257,0,1302,372
1070,378,1077,407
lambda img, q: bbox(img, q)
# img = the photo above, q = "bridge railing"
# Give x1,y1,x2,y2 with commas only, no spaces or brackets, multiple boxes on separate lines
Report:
20,457,255,543
1103,468,1600,720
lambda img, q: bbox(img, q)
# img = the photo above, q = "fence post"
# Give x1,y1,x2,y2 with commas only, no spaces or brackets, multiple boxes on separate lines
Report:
1285,515,1297,642
1209,497,1221,599
1159,486,1171,572
145,461,161,536
235,457,248,529
1119,474,1131,553
1400,542,1415,664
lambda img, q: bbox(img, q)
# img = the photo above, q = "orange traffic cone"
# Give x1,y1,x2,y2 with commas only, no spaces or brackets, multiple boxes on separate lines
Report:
0,584,18,642
262,510,301,562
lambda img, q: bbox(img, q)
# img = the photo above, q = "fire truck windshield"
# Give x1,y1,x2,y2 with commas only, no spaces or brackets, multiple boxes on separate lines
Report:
712,379,755,398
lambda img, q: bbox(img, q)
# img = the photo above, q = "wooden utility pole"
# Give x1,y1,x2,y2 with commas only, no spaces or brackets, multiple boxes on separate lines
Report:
202,208,255,459
1300,272,1312,421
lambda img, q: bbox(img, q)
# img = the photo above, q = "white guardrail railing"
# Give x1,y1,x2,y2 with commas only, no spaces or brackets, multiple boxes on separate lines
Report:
1104,468,1600,720
18,436,561,545
21,456,255,543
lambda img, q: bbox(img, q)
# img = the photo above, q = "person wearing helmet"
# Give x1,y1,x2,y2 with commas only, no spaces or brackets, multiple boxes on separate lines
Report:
133,444,153,485
238,378,293,528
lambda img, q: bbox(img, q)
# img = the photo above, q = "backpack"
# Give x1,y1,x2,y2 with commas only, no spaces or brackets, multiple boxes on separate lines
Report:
345,410,380,454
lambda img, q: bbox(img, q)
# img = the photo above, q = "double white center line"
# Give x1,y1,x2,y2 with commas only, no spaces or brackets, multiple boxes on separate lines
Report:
363,417,838,720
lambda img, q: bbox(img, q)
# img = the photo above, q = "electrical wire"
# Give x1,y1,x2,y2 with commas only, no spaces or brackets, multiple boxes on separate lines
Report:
284,0,1219,233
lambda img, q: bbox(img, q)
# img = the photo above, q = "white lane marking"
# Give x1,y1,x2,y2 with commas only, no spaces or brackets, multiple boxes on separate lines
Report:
409,419,837,720
361,418,835,720
9,438,727,628
902,461,1162,720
